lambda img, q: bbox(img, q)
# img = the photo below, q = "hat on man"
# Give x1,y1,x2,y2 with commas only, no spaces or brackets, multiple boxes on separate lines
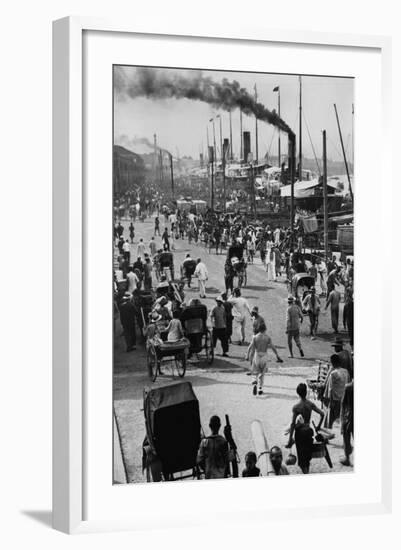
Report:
251,306,259,315
287,295,295,302
150,311,162,322
332,336,344,347
121,292,132,302
215,295,224,303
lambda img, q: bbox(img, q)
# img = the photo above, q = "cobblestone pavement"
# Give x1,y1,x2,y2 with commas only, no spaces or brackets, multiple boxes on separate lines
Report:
114,215,353,483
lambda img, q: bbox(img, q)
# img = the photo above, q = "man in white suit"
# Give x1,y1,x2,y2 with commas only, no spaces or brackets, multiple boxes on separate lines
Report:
194,258,208,298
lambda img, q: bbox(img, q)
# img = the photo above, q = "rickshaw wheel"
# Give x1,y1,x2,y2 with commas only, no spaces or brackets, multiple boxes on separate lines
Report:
175,353,186,378
205,330,214,365
147,346,158,382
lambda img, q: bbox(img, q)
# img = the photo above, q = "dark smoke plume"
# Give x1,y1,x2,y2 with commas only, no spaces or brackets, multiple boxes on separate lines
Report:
115,67,294,136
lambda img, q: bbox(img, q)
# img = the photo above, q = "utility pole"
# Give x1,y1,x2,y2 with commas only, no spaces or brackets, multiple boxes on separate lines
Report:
229,110,233,160
254,84,259,164
210,154,214,212
169,153,175,199
240,109,243,161
289,133,296,235
334,103,354,203
278,88,281,168
222,139,229,213
249,160,257,219
299,76,302,181
322,130,329,260
351,103,354,175
206,125,210,189
208,146,214,211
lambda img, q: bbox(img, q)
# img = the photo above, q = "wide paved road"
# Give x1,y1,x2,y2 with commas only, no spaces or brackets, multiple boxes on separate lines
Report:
114,214,352,483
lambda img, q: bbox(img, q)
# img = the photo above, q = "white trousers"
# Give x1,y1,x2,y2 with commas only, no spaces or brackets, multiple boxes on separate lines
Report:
198,279,206,297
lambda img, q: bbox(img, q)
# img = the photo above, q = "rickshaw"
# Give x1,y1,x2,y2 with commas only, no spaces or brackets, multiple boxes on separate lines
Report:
227,243,247,288
132,289,154,337
115,278,128,304
147,336,189,382
180,303,214,365
142,381,202,481
289,273,315,309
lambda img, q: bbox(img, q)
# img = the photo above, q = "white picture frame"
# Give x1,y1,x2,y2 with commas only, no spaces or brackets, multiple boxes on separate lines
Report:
52,16,392,534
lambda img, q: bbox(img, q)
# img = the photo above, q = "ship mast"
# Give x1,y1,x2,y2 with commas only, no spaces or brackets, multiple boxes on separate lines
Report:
334,103,354,203
254,84,259,164
240,109,243,161
299,75,302,181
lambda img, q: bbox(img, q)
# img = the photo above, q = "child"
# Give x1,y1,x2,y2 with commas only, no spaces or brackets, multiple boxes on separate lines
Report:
242,451,260,477
166,309,184,342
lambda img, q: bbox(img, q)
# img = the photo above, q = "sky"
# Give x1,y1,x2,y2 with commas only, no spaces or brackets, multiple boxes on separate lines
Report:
114,66,354,164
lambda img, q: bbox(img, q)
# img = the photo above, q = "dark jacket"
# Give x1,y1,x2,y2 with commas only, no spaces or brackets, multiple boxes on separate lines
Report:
119,301,136,328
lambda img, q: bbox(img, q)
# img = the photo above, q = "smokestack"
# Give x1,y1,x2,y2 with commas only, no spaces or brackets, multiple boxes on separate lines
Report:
287,131,296,233
223,139,229,161
243,132,251,164
200,153,204,168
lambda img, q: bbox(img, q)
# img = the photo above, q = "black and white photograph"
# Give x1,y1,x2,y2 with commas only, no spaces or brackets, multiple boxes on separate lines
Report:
112,65,354,484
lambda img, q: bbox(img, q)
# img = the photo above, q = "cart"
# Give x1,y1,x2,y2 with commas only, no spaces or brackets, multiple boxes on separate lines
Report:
142,381,202,481
133,290,154,330
289,273,315,309
147,338,189,382
180,305,214,365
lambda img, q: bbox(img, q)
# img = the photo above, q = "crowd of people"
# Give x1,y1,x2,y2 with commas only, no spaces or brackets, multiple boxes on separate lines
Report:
114,204,355,477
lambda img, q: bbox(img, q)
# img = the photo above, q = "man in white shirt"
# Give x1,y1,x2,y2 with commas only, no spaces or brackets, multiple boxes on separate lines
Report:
126,266,139,293
137,238,146,260
168,212,177,232
228,287,252,345
122,239,131,263
194,258,208,298
273,226,281,246
149,236,157,257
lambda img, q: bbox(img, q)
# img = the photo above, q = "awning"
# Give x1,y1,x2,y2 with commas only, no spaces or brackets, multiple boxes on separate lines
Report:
280,178,340,198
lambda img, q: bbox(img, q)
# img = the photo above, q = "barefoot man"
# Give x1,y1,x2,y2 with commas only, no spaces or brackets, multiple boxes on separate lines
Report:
246,321,283,396
286,295,305,358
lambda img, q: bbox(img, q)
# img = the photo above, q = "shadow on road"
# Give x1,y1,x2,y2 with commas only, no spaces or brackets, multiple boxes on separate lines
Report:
205,286,221,294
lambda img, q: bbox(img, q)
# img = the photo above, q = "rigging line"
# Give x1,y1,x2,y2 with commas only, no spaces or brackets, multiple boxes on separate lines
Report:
302,111,321,176
267,127,277,157
327,135,343,161
262,141,269,160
